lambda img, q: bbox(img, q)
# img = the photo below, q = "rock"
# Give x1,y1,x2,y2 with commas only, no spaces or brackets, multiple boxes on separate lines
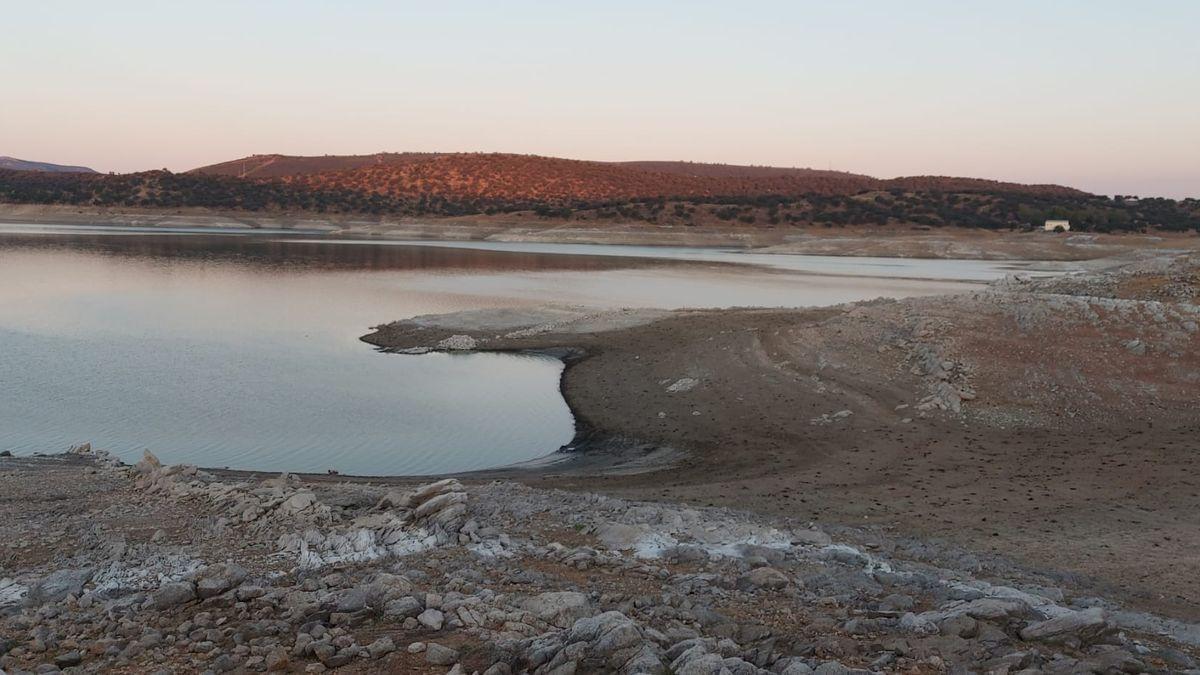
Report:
265,647,290,671
666,377,699,393
938,613,978,638
54,650,82,667
738,567,789,590
388,478,462,509
28,569,93,604
135,449,161,473
437,334,478,351
559,611,665,673
878,593,915,612
943,597,1032,621
425,642,459,665
1019,608,1113,647
674,652,726,674
780,660,815,675
332,587,369,613
384,596,424,619
280,491,318,515
235,584,266,601
1087,646,1146,673
366,637,395,659
736,543,786,565
521,591,591,628
417,608,445,631
150,581,195,610
194,563,248,599
211,654,240,672
595,523,643,551
791,529,833,547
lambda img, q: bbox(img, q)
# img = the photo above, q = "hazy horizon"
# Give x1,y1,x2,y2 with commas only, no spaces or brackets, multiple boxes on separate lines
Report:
3,1,1197,198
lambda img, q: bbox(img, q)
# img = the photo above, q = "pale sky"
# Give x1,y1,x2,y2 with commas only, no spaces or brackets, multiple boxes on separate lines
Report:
3,1,1197,197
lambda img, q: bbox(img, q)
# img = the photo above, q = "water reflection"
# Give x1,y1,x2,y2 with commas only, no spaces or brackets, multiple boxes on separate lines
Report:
0,225,1022,475
0,231,667,273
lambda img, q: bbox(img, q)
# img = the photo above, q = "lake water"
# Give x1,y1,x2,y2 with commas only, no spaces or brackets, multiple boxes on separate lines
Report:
0,225,1059,475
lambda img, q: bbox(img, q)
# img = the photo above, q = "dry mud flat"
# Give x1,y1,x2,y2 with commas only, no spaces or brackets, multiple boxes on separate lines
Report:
2,447,1200,675
366,253,1200,626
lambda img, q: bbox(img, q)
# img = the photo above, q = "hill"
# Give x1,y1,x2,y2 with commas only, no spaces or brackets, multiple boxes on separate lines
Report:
191,152,443,179
4,153,1196,232
0,156,97,173
192,152,1085,201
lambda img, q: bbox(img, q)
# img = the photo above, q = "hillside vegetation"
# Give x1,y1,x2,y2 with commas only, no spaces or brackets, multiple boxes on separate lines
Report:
1,153,1197,233
195,152,1085,201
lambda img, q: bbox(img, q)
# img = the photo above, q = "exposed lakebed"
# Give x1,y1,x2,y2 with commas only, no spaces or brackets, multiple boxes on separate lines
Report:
0,225,1060,474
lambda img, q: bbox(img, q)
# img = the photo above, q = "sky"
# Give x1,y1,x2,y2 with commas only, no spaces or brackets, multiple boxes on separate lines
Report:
2,1,1197,198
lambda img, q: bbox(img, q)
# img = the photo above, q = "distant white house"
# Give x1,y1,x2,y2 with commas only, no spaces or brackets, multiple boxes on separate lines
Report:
1044,219,1071,232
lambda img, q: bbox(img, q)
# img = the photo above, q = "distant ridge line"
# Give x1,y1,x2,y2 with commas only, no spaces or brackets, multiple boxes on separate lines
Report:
190,152,1087,200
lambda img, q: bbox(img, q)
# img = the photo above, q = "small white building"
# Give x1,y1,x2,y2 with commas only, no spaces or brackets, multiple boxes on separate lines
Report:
1044,219,1071,232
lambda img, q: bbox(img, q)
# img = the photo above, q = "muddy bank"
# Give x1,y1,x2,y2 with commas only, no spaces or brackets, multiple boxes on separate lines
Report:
363,256,1200,624
2,203,1197,260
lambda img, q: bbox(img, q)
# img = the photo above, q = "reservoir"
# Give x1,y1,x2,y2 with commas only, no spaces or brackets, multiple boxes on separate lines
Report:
0,225,1058,475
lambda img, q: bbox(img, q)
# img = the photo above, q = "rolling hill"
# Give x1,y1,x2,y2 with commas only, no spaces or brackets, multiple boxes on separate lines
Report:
5,152,1195,232
191,153,1086,202
0,156,97,173
191,152,443,179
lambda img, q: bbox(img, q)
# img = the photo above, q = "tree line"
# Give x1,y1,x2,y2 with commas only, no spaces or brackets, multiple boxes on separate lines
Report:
1,169,1196,232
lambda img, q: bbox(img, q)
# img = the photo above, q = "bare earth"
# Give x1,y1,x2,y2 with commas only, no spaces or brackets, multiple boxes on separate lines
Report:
365,254,1200,624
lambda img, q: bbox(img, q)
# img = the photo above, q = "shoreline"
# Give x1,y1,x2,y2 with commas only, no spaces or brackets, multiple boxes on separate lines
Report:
2,251,1199,673
2,202,1197,261
360,259,1200,625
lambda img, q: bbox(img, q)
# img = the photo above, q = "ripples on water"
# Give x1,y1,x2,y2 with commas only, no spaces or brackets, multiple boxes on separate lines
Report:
0,225,1047,475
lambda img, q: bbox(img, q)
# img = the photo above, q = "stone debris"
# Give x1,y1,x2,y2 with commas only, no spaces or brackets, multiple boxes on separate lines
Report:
666,377,700,393
437,334,479,351
2,449,1199,674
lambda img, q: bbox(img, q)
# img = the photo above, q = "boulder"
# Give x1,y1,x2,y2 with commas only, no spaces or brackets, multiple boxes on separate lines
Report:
595,523,643,551
384,596,424,619
366,637,395,659
135,450,162,474
28,568,93,605
194,562,248,599
54,650,83,668
425,642,459,665
151,581,196,609
418,608,445,631
1019,608,1113,647
738,567,789,590
280,491,318,515
521,591,592,629
564,611,666,673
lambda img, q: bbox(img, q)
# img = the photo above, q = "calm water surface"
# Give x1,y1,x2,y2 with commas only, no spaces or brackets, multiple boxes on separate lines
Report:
0,225,1059,475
